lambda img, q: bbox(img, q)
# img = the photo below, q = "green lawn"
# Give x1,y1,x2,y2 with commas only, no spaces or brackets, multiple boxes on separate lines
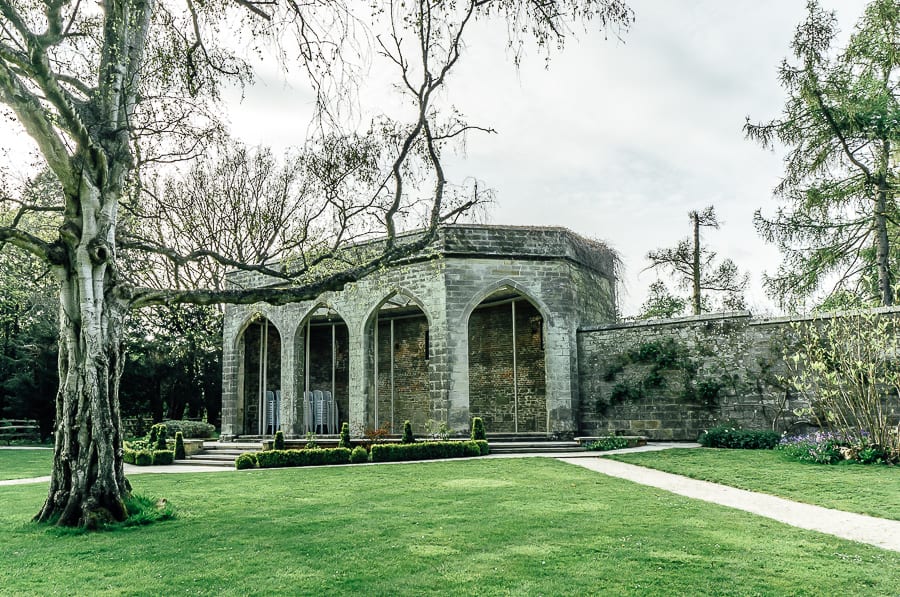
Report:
0,458,897,596
0,448,52,480
606,448,900,520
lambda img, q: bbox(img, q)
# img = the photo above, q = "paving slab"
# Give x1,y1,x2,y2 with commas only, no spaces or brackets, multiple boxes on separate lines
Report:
560,456,900,553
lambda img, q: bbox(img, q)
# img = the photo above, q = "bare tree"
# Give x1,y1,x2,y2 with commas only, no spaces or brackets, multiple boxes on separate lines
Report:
0,1,632,527
646,206,748,315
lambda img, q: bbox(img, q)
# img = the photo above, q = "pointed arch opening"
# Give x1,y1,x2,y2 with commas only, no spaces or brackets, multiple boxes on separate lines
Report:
295,305,349,435
365,292,430,434
467,287,546,433
238,316,282,436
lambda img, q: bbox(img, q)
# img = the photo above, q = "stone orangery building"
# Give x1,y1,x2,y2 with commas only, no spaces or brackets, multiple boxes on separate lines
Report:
220,224,618,440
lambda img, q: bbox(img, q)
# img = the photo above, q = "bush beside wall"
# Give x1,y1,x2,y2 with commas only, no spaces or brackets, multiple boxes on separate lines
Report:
255,448,351,468
370,440,485,463
235,452,259,470
162,420,216,439
698,426,780,449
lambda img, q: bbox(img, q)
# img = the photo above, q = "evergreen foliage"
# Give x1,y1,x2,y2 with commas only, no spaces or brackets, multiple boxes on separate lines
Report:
401,420,414,444
746,0,900,308
350,445,369,463
338,423,351,449
645,206,748,315
470,417,486,441
174,432,186,460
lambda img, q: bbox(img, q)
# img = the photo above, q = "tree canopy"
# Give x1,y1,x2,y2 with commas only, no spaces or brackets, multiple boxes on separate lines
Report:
0,0,633,527
746,0,900,310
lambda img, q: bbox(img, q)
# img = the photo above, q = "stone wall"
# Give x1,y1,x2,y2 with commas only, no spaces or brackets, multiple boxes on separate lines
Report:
577,308,900,440
578,312,799,440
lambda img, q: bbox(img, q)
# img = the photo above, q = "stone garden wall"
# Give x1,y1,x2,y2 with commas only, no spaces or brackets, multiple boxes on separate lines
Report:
577,307,900,440
579,312,792,441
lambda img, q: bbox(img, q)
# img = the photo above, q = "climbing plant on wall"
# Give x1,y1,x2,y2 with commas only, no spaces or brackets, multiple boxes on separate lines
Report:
600,337,740,411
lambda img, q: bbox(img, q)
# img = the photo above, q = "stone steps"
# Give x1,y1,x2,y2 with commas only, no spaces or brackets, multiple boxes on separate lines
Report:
173,436,589,467
488,441,586,454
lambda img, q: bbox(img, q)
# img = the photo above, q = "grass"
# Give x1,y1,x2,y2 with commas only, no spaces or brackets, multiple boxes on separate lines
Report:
606,448,900,520
0,448,53,480
0,458,898,596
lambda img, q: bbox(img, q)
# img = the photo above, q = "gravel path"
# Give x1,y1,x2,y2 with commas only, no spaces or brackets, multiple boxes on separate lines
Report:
560,456,900,553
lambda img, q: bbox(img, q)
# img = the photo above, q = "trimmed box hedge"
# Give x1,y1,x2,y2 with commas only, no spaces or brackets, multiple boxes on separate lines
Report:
370,440,488,463
162,419,216,439
255,448,351,468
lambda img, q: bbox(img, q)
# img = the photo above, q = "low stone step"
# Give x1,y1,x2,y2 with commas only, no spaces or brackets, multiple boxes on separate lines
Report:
489,440,586,454
192,452,240,461
202,441,265,450
197,448,248,456
174,458,233,467
491,447,586,454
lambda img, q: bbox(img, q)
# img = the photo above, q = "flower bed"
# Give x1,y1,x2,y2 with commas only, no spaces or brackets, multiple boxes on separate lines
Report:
778,430,897,464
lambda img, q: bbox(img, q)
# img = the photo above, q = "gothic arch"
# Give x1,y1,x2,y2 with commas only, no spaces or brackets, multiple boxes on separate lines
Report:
464,281,549,434
362,288,433,433
460,279,552,328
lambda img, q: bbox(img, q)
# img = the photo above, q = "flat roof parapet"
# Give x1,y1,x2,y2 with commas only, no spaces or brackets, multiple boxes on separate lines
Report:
226,224,617,289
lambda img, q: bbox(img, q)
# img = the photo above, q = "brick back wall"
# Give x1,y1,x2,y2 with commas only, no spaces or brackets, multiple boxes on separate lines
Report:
514,300,547,433
468,300,546,433
301,323,350,431
241,321,282,434
375,314,430,433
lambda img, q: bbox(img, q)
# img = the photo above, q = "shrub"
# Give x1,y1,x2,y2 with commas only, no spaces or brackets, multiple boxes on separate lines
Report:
173,432,185,460
148,423,168,450
151,450,174,465
363,423,391,445
471,417,486,441
369,440,482,463
235,452,259,470
475,439,490,455
135,450,153,466
785,312,900,459
401,420,414,444
585,436,630,451
123,448,136,464
273,430,285,450
463,440,481,457
698,426,780,449
338,422,351,449
350,445,369,464
162,420,216,439
255,448,351,468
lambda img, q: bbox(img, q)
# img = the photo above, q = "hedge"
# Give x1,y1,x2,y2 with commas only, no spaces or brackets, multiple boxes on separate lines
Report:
255,448,351,468
124,448,174,465
235,452,259,470
698,426,780,449
370,440,487,463
162,420,216,439
151,450,175,465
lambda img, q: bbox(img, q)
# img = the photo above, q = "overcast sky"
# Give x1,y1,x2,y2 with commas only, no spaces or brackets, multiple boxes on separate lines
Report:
1,1,872,317
221,0,871,317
